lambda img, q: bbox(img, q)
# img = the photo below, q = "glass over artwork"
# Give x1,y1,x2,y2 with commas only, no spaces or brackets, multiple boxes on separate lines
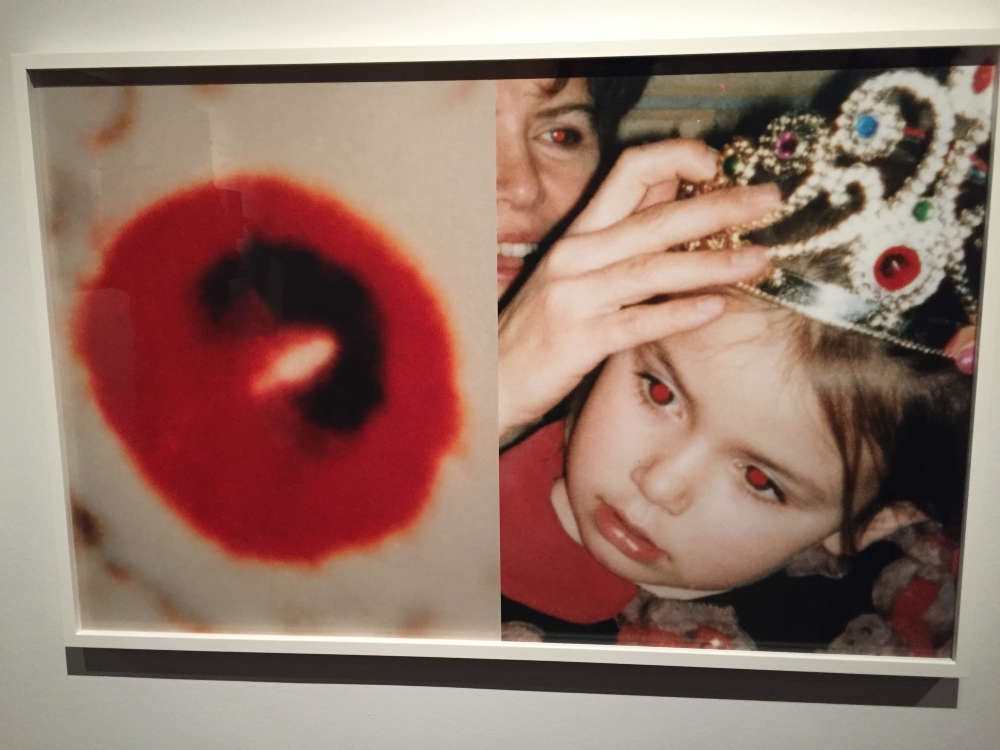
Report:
30,53,996,658
497,62,993,656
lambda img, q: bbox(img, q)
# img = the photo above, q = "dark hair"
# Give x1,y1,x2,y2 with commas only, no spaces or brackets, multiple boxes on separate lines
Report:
542,72,650,161
498,72,650,310
780,306,971,552
712,68,983,549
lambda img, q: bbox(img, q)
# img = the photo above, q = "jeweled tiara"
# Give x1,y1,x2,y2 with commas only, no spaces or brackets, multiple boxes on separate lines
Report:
678,66,994,356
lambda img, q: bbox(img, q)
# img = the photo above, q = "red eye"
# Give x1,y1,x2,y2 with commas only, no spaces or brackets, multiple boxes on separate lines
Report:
649,381,674,405
745,466,772,491
548,129,581,146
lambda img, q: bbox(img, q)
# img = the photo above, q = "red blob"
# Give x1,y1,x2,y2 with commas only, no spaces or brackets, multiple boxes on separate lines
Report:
873,245,921,291
74,176,461,564
649,382,673,405
973,65,994,94
745,466,770,491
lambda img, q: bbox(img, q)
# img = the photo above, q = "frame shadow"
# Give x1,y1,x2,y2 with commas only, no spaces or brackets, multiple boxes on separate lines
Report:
67,648,957,707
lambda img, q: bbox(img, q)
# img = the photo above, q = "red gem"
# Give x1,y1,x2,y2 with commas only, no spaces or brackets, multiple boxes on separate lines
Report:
973,65,994,94
902,126,926,140
873,245,921,291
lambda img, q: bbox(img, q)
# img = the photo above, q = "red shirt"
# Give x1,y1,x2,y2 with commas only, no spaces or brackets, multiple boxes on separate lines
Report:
500,421,638,624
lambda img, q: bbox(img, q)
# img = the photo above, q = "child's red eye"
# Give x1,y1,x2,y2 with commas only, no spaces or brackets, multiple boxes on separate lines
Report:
745,466,772,491
649,381,674,406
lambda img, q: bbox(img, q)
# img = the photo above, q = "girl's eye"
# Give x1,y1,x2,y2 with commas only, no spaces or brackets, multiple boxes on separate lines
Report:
647,379,674,406
744,465,785,502
544,128,582,147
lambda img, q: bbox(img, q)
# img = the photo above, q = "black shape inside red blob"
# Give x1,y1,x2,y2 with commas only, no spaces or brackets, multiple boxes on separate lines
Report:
200,238,384,432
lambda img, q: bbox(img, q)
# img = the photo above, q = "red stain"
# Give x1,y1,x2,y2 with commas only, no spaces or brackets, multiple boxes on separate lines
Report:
74,176,461,564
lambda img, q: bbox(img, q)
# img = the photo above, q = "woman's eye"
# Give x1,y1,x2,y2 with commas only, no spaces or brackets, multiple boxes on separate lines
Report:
744,465,785,501
646,378,675,406
544,128,582,147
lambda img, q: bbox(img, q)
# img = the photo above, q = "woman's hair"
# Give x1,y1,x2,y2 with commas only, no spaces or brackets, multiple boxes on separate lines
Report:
498,71,651,309
541,72,650,161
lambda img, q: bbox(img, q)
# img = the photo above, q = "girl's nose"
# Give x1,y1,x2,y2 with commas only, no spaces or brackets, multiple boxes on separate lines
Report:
496,134,544,210
630,446,704,516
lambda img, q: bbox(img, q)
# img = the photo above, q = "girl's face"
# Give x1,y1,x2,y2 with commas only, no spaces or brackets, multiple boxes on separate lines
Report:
564,300,879,591
496,78,600,296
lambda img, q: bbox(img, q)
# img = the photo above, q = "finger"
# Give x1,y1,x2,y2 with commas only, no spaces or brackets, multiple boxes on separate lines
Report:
596,294,727,353
568,140,720,235
563,183,780,275
582,245,770,311
944,325,976,374
634,180,680,214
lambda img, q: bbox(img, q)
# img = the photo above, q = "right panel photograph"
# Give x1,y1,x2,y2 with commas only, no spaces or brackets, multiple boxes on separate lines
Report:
498,62,996,656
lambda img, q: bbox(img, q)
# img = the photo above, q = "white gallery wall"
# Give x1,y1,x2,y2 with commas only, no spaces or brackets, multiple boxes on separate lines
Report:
2,0,1000,748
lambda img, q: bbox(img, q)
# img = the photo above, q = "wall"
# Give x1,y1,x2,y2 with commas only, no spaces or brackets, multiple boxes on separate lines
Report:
2,1,1000,748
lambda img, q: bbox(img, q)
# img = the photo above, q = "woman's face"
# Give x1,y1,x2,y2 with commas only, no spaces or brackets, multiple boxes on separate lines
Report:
496,78,600,296
563,300,879,591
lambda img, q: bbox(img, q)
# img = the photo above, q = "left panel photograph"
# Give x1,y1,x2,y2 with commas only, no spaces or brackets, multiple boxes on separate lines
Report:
32,78,501,638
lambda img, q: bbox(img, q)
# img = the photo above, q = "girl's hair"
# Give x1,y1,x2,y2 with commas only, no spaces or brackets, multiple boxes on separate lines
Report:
741,68,984,549
566,67,983,551
778,300,971,552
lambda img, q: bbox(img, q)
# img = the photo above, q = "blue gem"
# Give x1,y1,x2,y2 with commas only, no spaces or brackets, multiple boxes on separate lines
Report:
854,114,879,139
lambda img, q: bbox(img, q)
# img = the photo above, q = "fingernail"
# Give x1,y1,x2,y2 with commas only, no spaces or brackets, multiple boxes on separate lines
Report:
731,247,768,267
957,345,975,375
695,295,725,316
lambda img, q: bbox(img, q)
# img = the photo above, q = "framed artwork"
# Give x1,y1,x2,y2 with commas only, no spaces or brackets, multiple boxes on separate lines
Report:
12,31,1000,677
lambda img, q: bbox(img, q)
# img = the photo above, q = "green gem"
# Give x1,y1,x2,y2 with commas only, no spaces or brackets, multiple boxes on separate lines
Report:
912,200,935,222
722,154,742,178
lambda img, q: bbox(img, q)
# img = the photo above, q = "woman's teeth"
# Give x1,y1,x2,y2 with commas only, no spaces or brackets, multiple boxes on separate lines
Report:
497,243,536,259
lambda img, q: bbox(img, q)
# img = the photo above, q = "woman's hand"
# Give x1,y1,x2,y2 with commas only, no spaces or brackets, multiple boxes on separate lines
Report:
498,140,781,441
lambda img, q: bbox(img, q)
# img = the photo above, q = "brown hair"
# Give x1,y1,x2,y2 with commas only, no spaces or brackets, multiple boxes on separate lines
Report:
783,311,971,553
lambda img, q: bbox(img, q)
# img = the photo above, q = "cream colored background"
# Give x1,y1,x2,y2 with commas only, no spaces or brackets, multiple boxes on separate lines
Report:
2,2,1000,749
33,81,500,638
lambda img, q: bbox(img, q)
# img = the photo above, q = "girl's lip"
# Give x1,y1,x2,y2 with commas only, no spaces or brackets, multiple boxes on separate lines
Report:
594,501,666,564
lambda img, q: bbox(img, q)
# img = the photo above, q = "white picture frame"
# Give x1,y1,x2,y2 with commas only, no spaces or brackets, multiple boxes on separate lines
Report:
12,28,1000,678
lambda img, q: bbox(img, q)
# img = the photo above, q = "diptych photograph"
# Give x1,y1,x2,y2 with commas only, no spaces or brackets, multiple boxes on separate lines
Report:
27,54,997,661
